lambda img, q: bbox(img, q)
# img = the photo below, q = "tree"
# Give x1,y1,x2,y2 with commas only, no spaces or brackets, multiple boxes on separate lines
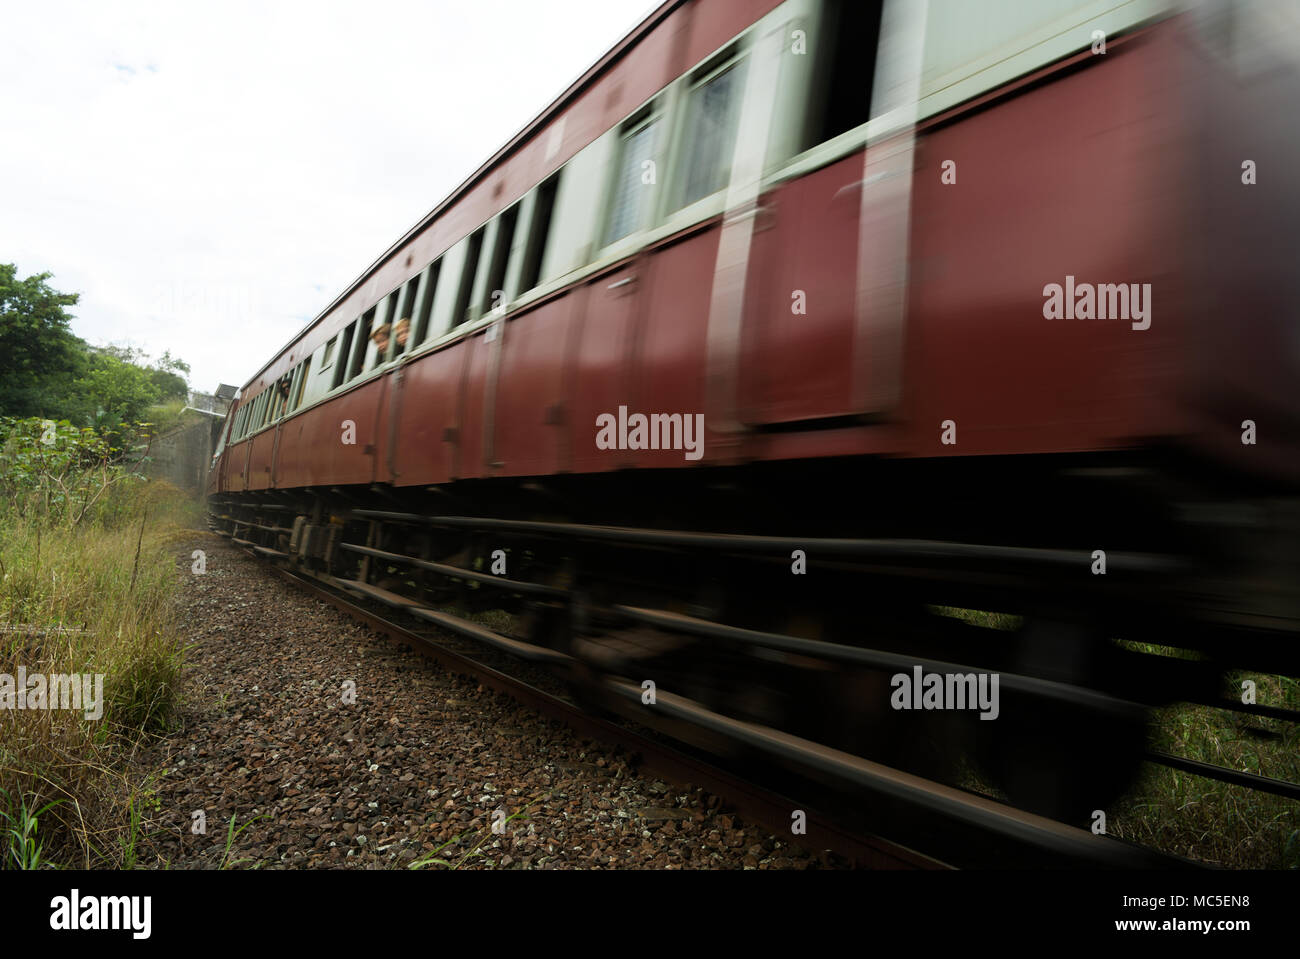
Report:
76,349,161,431
0,264,86,418
148,349,191,402
0,265,193,429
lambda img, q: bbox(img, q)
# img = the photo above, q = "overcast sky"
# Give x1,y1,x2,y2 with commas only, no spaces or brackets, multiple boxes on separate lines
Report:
1,0,654,394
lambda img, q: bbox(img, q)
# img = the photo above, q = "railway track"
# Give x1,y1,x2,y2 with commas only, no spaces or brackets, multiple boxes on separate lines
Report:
208,505,1223,869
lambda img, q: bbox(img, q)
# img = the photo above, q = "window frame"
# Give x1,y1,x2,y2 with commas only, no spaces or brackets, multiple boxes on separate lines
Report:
517,171,561,294
411,259,440,348
598,102,667,252
331,320,357,391
450,226,486,329
666,45,749,213
480,202,521,318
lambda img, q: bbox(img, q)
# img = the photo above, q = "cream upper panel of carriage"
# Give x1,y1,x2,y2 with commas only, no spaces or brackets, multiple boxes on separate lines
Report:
917,0,1169,119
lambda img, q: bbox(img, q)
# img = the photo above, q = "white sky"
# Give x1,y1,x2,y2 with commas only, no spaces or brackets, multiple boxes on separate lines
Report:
0,0,654,394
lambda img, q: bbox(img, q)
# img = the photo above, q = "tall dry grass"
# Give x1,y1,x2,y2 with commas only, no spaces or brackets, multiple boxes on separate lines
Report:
0,477,201,868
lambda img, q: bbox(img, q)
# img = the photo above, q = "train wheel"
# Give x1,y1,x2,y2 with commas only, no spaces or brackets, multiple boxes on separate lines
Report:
976,618,1148,826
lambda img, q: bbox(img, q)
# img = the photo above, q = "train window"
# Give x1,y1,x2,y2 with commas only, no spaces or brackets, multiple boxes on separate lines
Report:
518,172,559,292
452,227,485,327
370,290,400,369
481,204,519,316
807,0,882,148
675,52,746,208
604,109,661,245
349,308,374,380
321,335,337,369
413,260,440,346
290,358,311,411
332,321,356,390
392,275,420,357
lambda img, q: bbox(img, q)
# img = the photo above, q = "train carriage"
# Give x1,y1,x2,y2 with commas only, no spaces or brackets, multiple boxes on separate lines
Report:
208,0,1300,825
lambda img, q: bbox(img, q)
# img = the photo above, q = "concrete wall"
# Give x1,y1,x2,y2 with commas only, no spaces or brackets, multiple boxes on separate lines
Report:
145,409,224,494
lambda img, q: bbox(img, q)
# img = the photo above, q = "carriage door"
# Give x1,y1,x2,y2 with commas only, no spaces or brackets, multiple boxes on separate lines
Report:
727,0,926,428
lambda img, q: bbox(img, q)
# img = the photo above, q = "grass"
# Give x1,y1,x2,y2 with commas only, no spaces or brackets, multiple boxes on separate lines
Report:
1107,667,1300,868
219,812,271,870
939,609,1299,867
0,789,64,870
409,797,543,870
0,479,202,869
928,605,1023,631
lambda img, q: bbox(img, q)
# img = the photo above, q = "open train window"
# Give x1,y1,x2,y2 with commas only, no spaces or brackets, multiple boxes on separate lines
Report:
332,321,356,390
518,172,559,293
349,308,374,381
413,260,440,346
275,372,294,420
321,335,337,369
392,275,420,357
452,227,485,327
604,107,662,245
290,357,311,411
675,49,746,209
370,290,401,369
806,0,882,148
481,204,519,316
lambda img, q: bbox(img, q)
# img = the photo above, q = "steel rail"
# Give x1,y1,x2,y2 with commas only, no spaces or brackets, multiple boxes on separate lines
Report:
242,553,933,869
218,528,1192,869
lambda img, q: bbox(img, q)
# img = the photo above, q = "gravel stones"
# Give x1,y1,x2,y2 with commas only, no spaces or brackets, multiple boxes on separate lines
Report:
132,539,841,870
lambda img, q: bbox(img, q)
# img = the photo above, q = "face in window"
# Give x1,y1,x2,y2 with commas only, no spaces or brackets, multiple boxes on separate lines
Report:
394,317,411,349
371,323,391,355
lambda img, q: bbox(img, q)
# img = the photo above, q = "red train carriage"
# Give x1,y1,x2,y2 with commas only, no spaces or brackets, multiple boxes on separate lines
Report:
208,0,1300,825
